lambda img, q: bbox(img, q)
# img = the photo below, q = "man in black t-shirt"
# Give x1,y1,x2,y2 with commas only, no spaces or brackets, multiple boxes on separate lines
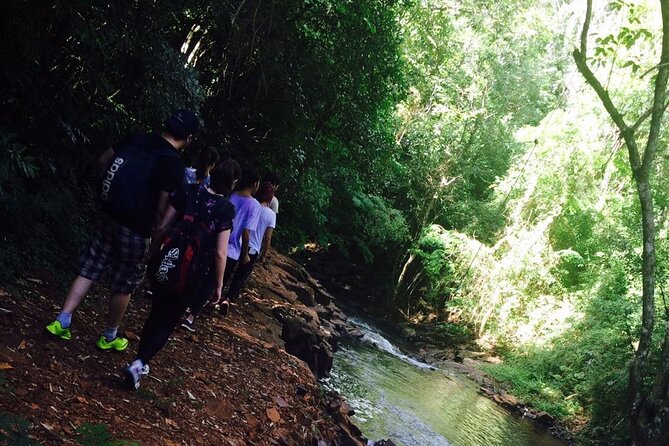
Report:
46,110,199,351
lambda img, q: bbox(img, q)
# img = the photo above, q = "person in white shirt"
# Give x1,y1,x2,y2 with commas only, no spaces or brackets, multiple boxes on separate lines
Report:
263,172,281,214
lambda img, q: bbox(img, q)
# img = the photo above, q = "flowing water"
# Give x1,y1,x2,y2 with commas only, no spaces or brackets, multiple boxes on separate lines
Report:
323,318,564,446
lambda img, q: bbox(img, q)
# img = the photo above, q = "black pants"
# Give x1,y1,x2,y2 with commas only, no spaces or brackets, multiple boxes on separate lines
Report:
188,268,216,317
136,290,190,364
188,257,238,317
225,253,258,301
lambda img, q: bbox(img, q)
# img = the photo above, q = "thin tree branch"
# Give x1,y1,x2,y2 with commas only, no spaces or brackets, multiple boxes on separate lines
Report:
573,0,642,173
579,0,592,56
641,61,669,78
640,1,669,177
630,93,669,133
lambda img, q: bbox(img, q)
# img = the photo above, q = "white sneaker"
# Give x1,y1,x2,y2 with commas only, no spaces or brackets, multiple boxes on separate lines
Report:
122,360,145,390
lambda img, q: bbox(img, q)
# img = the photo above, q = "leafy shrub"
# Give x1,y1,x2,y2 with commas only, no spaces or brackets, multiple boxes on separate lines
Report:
349,192,409,263
75,423,138,446
0,412,41,446
552,249,586,288
485,256,639,444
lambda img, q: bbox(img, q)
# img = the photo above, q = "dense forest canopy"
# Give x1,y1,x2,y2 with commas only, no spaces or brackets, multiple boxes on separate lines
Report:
2,0,669,444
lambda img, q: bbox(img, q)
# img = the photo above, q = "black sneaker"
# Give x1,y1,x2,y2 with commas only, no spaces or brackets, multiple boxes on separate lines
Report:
215,300,230,316
181,319,196,333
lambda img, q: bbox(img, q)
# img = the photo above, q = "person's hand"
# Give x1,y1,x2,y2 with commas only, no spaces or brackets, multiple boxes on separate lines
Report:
242,253,251,264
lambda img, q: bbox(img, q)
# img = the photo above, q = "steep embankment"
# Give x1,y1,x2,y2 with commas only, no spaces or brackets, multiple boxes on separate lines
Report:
0,253,369,446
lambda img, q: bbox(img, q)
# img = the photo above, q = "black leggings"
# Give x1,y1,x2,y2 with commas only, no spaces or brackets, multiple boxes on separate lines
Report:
136,290,190,364
188,257,238,317
226,253,258,301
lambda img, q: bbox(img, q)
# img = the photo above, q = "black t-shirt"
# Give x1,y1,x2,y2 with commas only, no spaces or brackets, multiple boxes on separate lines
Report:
109,133,184,236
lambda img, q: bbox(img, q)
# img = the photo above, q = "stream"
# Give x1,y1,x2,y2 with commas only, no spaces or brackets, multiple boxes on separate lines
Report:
323,317,564,446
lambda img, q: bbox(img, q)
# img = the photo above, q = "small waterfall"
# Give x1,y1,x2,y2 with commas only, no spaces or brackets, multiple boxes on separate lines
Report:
326,315,565,446
347,317,434,370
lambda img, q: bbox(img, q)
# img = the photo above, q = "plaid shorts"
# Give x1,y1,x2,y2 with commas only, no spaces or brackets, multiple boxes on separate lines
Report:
78,219,149,294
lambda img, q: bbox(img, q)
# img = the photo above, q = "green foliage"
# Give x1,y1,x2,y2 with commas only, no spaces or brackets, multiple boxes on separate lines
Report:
390,0,566,247
404,224,489,316
487,257,638,444
75,423,138,446
0,0,408,281
434,322,474,345
0,132,38,196
412,225,463,306
0,412,41,446
552,249,586,289
390,2,669,439
349,192,409,263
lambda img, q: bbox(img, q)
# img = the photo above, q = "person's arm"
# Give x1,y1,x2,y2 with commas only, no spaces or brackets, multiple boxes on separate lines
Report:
98,147,114,175
152,191,171,231
211,229,230,304
154,157,185,231
259,227,274,262
240,229,251,264
146,204,177,260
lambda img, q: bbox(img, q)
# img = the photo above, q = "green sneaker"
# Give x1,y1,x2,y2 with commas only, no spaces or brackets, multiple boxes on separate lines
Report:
95,335,129,351
46,320,71,340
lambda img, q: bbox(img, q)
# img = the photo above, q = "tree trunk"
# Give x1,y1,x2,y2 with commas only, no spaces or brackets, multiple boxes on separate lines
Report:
574,1,669,443
631,179,657,444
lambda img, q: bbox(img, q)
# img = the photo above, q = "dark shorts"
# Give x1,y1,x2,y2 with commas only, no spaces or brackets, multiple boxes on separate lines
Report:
78,219,149,294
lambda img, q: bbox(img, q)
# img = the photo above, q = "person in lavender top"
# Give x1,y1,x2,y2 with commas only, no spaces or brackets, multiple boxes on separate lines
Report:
221,181,276,308
213,167,261,314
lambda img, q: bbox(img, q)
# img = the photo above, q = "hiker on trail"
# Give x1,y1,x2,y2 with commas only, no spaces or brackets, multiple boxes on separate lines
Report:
263,172,281,215
220,181,276,301
212,167,261,314
122,159,239,389
184,146,220,185
46,110,199,351
182,180,274,332
182,168,261,324
144,146,222,300
252,182,276,263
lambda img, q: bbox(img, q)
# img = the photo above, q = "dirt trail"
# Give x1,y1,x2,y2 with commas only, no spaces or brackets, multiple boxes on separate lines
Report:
0,253,368,446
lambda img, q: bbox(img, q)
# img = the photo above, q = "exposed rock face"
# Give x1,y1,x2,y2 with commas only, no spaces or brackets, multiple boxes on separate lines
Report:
250,253,348,378
275,305,336,378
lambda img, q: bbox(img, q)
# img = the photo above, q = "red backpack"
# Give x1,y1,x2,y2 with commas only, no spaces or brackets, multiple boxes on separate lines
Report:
147,186,215,295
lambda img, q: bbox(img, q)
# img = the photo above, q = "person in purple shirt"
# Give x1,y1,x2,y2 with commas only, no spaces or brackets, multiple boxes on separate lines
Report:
213,167,261,314
221,181,276,307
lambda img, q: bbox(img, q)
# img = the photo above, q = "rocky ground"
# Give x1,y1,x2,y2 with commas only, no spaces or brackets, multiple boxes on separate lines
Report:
0,252,377,446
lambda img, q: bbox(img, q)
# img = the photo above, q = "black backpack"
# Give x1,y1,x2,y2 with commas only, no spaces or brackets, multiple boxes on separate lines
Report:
147,186,217,295
100,134,178,221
